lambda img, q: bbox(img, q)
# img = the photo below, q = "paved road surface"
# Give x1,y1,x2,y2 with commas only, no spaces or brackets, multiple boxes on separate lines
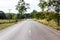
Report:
0,19,60,40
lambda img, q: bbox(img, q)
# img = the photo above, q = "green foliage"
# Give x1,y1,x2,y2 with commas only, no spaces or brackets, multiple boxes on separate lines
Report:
0,11,6,19
16,0,29,19
31,10,45,19
44,12,55,21
48,0,60,26
12,14,17,20
38,1,48,11
16,0,29,15
33,13,40,19
6,13,12,19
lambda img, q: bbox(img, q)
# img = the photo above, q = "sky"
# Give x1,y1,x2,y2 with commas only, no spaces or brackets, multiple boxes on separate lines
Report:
0,0,41,13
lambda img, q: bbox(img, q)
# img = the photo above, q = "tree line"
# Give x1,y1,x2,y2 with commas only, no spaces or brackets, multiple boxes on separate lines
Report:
31,0,60,26
0,11,31,20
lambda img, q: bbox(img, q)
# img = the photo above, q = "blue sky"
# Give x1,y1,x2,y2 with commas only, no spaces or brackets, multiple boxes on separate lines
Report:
0,0,41,13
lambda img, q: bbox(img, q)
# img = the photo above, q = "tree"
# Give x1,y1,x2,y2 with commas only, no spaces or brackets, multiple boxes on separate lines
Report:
31,10,45,19
6,13,12,19
12,14,17,20
45,11,55,21
38,0,48,11
38,0,48,19
16,0,29,18
31,10,38,18
12,14,17,23
0,11,6,19
48,0,60,26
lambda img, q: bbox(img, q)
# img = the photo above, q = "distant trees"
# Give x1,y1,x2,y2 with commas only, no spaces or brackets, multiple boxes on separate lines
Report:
31,10,38,18
17,14,22,19
6,13,13,19
0,10,31,20
0,11,6,19
0,11,17,20
31,10,45,19
31,10,57,22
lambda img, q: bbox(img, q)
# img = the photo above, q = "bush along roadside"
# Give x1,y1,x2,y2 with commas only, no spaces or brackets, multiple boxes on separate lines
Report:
34,19,60,30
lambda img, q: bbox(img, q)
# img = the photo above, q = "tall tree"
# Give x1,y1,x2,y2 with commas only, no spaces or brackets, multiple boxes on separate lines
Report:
38,0,48,11
48,0,60,26
38,0,48,19
16,0,29,16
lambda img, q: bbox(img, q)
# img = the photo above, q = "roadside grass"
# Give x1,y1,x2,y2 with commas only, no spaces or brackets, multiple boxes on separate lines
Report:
33,19,60,30
0,20,16,24
0,19,25,30
0,23,15,30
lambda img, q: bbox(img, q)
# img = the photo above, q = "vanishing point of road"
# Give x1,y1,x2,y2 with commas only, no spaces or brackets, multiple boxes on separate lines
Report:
0,19,60,40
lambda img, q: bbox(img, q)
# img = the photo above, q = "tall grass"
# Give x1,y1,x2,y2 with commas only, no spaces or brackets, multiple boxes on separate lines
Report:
0,20,16,24
34,19,60,30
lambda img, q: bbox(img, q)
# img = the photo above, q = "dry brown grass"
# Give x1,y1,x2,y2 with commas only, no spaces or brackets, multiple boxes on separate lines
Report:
0,19,24,30
37,19,48,25
33,19,48,25
0,23,15,30
0,20,16,24
0,20,16,30
33,19,60,30
0,20,9,23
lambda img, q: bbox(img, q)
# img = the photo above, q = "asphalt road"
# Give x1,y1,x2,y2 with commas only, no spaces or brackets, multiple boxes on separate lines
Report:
0,19,60,40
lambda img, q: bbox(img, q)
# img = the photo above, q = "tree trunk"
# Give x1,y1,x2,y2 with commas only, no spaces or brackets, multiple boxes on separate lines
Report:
58,16,60,26
57,13,60,26
9,19,10,23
